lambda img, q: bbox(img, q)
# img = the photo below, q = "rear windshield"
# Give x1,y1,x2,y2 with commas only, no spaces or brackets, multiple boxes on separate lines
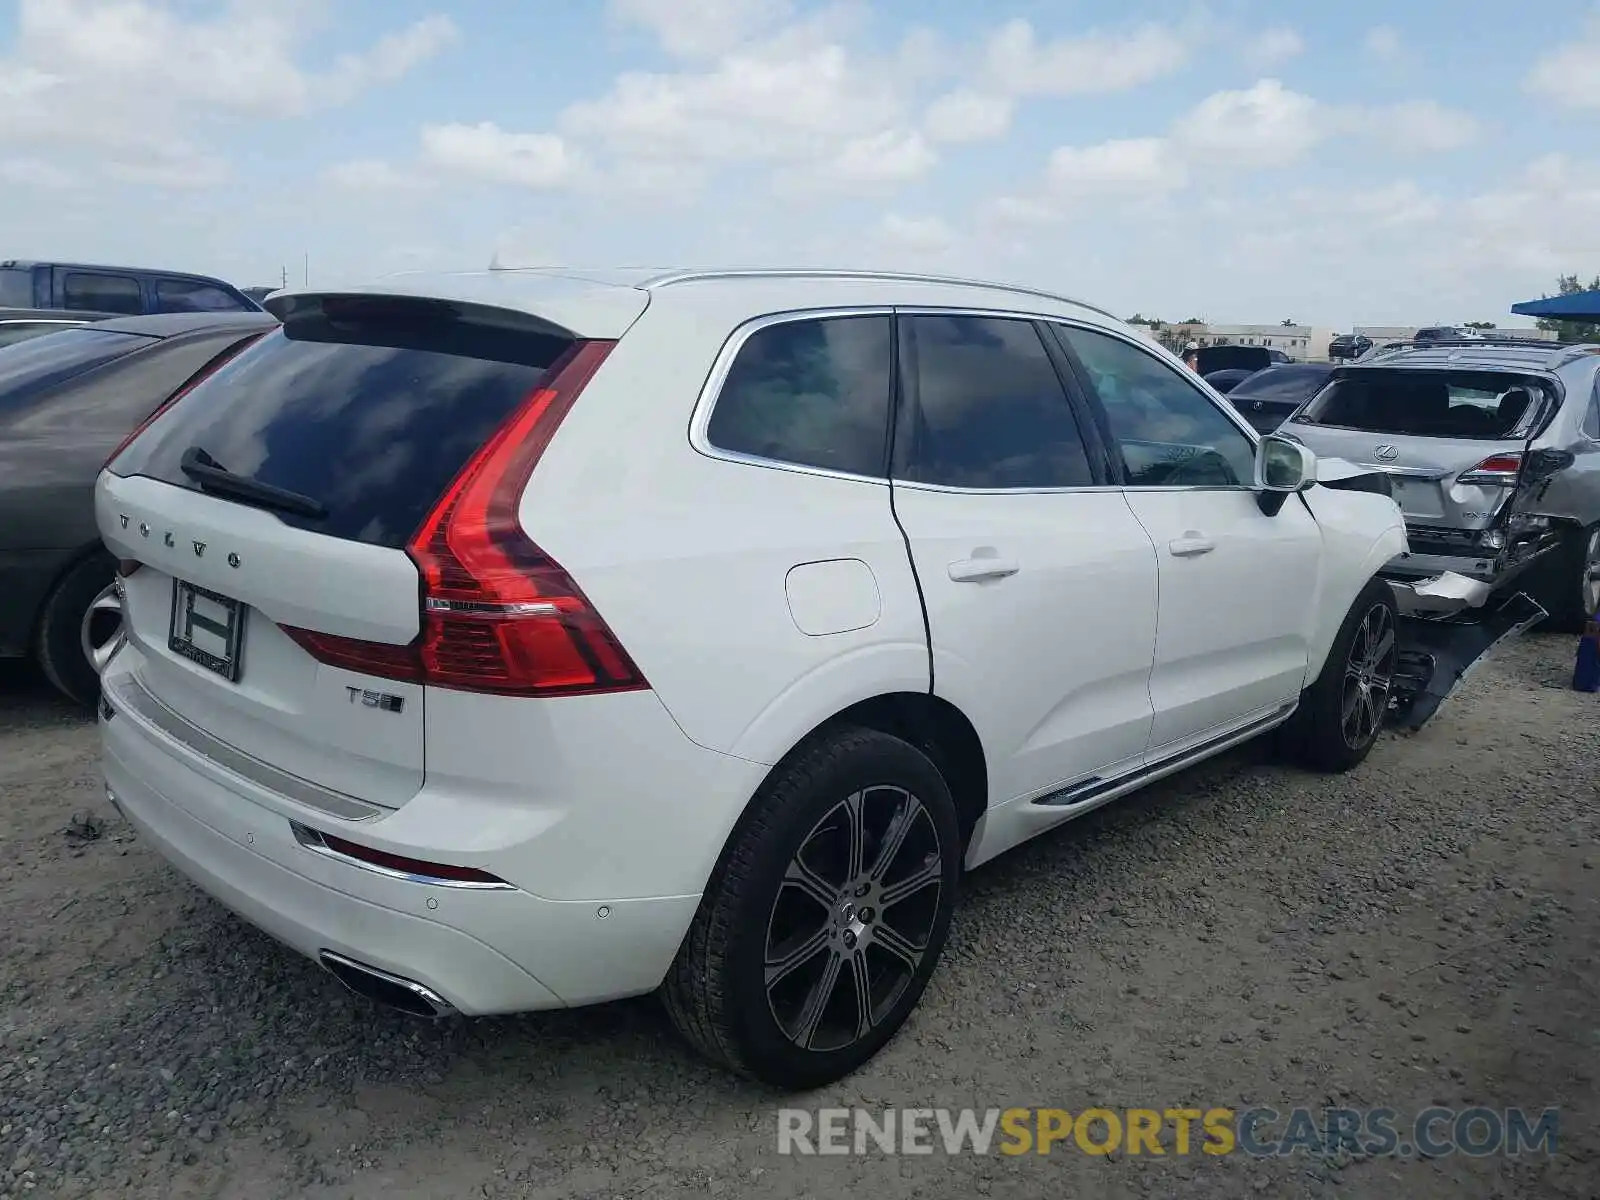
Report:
1229,365,1333,402
111,302,575,548
1292,369,1553,440
0,327,155,413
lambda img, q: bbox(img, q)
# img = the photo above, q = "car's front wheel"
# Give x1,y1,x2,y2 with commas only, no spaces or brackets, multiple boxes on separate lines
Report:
1281,577,1399,773
662,726,960,1090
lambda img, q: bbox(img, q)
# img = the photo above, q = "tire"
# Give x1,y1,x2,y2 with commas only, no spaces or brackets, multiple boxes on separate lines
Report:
662,725,961,1090
35,552,118,708
1280,577,1399,773
1528,522,1600,634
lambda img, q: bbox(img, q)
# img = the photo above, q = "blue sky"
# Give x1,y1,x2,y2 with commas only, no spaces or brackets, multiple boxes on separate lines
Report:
3,0,1598,329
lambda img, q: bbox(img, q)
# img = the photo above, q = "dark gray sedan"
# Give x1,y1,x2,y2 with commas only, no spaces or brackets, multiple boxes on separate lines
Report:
0,311,277,703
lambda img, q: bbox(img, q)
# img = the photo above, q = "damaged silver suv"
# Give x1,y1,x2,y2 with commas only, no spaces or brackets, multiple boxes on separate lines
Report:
1286,337,1600,629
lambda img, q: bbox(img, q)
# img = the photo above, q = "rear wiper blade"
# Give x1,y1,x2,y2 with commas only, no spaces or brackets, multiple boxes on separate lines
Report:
179,446,327,520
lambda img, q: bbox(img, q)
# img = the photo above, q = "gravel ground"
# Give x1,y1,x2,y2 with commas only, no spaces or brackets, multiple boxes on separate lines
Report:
1,634,1596,1199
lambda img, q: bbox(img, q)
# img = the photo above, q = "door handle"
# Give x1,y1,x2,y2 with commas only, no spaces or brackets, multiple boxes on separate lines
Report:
948,557,1020,583
1168,534,1216,557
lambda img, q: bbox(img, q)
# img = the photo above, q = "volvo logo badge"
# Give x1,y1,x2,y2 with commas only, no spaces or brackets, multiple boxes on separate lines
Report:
193,541,207,558
227,552,241,569
1374,445,1400,460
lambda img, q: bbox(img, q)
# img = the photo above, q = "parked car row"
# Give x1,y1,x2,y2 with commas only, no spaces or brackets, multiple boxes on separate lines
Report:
0,311,278,702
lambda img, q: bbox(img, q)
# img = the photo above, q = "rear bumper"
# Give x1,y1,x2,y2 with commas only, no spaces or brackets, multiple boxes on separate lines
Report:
98,654,760,1014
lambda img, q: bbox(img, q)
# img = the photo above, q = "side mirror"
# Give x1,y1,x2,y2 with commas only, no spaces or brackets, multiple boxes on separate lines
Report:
1255,435,1317,516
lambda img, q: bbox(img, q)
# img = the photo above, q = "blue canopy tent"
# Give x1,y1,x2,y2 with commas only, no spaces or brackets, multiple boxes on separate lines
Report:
1511,289,1600,321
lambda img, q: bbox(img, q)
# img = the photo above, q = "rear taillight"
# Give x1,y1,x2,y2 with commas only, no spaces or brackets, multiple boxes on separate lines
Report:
281,339,648,698
102,334,263,471
1457,453,1523,486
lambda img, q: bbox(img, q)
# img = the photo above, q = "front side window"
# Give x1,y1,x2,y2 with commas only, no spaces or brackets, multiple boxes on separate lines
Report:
706,315,893,478
1060,325,1257,488
896,315,1093,489
63,272,142,314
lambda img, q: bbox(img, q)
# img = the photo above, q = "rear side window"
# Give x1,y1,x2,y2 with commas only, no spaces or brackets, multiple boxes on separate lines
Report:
706,315,893,477
1585,388,1600,441
0,328,155,419
112,304,575,548
0,267,32,306
63,272,142,314
896,315,1093,489
157,278,248,313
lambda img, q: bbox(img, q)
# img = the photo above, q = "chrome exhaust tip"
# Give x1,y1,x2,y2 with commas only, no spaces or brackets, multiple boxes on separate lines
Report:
318,951,457,1020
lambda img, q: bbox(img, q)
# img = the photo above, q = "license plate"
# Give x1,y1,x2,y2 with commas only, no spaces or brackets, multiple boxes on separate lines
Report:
168,580,246,681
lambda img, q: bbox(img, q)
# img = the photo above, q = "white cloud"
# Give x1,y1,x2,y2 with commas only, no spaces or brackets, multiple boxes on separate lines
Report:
924,89,1014,144
1171,79,1321,166
1244,27,1305,68
608,0,793,59
1046,137,1187,197
0,0,458,189
1364,25,1403,61
1373,100,1479,152
1458,154,1600,274
879,213,956,253
0,157,78,188
981,18,1189,97
1525,12,1600,108
322,159,430,193
419,123,577,189
820,129,937,187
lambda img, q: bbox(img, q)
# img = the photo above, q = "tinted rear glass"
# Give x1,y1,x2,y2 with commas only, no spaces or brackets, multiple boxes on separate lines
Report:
1294,370,1552,439
0,327,155,414
1229,365,1333,401
112,307,574,548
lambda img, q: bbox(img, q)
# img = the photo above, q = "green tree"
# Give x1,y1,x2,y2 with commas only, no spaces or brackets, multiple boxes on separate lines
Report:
1464,320,1497,329
1535,273,1600,344
1281,318,1296,326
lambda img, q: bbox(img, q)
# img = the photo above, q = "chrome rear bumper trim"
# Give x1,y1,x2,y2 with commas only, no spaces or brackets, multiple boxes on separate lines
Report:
103,673,386,823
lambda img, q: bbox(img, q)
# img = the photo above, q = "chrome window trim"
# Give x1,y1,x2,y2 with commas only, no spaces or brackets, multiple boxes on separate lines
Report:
689,303,1269,495
688,305,897,486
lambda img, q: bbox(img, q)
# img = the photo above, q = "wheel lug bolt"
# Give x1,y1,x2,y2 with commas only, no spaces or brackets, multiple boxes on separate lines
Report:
843,932,856,949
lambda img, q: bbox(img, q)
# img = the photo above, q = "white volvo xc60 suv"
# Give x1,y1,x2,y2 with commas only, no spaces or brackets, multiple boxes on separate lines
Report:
95,268,1410,1089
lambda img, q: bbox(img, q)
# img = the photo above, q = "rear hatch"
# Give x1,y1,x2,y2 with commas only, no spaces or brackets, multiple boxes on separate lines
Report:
1286,367,1553,533
98,294,607,808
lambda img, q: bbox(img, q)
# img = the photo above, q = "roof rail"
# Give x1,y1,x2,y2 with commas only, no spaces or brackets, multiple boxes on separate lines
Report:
640,267,1122,322
1359,337,1600,369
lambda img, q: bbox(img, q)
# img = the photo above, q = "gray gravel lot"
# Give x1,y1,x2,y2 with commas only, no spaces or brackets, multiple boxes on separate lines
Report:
1,635,1597,1199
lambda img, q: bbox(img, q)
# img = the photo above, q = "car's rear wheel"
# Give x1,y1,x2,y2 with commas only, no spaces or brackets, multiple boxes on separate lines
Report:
1530,522,1600,633
35,552,119,707
662,726,959,1090
1281,577,1399,773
